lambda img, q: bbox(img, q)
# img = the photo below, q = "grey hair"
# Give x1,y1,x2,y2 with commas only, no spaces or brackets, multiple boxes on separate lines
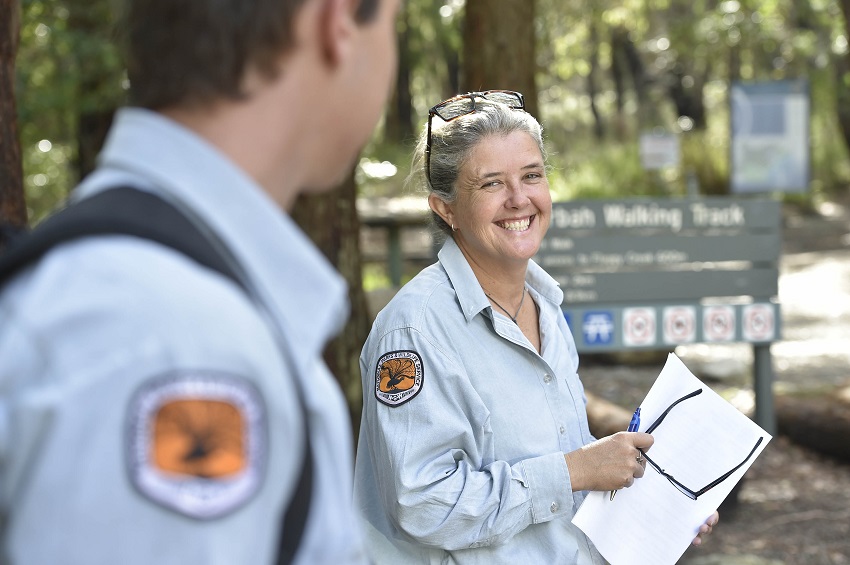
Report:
407,100,547,236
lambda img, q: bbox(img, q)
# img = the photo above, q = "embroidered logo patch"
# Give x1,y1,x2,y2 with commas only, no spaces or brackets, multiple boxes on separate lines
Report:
375,350,424,407
126,373,267,520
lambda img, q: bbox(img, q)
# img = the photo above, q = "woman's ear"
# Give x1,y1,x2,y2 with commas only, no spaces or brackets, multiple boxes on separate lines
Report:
428,193,454,228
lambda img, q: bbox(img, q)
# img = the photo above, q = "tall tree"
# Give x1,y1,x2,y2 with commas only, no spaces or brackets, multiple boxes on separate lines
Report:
0,0,27,236
587,9,606,140
836,0,850,168
664,0,712,130
461,0,539,118
384,2,414,145
292,170,371,434
68,1,122,179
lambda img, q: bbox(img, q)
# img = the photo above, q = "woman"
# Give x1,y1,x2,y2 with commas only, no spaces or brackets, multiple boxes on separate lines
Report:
353,91,717,563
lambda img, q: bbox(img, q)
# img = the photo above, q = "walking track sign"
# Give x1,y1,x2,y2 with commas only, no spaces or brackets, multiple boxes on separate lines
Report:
536,197,782,433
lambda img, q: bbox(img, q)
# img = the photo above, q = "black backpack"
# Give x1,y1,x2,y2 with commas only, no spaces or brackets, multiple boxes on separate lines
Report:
0,187,311,564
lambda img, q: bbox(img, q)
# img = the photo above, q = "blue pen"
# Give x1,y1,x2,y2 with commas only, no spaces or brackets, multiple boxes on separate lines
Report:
610,407,641,501
628,407,641,432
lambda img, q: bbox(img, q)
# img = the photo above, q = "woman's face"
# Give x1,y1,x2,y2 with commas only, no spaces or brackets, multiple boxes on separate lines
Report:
441,131,551,271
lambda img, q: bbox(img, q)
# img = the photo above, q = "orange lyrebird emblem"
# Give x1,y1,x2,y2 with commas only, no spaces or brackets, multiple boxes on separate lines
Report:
153,399,246,478
379,357,417,393
127,373,266,519
374,350,424,407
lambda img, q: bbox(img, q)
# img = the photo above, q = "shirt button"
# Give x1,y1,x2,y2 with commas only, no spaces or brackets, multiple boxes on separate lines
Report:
550,502,559,513
543,374,553,384
559,425,566,435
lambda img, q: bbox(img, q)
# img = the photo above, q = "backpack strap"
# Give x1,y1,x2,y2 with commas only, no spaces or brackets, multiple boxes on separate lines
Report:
0,187,312,564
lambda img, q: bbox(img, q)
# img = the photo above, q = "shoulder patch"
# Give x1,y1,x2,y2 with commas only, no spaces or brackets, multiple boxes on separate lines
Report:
126,372,267,520
374,350,424,407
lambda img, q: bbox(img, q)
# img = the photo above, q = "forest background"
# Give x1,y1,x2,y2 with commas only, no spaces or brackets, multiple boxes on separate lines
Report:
2,0,850,424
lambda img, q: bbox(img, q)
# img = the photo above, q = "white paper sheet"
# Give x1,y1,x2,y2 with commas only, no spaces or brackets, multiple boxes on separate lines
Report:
572,353,771,565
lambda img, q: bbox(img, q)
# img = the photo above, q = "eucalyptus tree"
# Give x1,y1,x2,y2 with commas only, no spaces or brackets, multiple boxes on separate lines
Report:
462,0,539,118
1,0,26,236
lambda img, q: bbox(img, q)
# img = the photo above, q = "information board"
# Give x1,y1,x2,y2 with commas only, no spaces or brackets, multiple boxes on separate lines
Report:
730,80,810,193
537,197,782,351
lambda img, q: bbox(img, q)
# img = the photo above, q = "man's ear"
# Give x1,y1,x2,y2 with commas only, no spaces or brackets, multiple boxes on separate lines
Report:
319,0,357,66
429,193,454,228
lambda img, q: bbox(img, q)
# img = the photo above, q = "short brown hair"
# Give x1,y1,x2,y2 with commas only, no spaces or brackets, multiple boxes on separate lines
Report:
123,0,380,109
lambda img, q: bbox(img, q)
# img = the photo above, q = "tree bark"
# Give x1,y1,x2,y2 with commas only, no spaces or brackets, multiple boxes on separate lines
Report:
68,1,118,180
383,3,414,145
292,168,371,436
776,390,850,464
587,17,605,140
462,0,539,119
836,1,850,167
610,27,628,141
0,0,27,236
585,391,632,439
611,26,653,131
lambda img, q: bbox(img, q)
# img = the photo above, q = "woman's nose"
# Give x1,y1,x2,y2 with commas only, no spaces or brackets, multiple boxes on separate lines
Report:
505,182,530,208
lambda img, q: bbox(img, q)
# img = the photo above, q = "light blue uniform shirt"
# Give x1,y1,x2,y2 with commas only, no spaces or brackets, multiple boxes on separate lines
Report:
354,237,606,564
0,108,367,564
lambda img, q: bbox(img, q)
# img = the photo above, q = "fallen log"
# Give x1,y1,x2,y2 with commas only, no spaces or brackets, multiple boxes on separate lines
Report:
587,386,850,464
585,391,633,438
776,387,850,464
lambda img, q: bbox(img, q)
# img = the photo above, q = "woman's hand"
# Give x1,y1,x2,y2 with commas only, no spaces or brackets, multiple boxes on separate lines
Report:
691,512,719,546
564,432,654,492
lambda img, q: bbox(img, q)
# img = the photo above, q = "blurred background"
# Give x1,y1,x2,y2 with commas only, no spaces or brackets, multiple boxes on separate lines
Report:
2,1,850,562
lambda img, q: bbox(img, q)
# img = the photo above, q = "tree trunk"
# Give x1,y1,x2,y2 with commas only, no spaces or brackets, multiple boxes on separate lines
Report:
776,391,850,464
667,66,708,130
836,64,850,162
611,26,653,131
0,0,27,237
462,0,538,119
292,168,371,436
836,1,850,166
587,17,605,140
383,3,414,145
610,27,628,141
585,391,632,439
68,2,118,180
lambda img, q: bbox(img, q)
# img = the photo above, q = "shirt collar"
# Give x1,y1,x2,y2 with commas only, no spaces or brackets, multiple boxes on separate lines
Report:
437,236,564,321
79,107,348,353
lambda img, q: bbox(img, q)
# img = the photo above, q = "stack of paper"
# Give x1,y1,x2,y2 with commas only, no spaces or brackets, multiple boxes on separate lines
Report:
573,353,771,565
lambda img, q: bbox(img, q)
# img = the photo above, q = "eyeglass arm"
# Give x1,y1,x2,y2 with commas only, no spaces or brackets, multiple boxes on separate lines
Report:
645,389,703,434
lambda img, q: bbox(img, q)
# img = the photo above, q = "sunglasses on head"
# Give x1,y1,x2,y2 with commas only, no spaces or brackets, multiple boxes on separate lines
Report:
424,90,525,186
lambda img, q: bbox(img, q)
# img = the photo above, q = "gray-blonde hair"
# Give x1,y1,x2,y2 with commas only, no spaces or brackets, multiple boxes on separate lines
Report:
407,100,547,236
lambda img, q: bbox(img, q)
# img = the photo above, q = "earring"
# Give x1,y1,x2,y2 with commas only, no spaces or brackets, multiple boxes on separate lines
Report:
451,223,457,232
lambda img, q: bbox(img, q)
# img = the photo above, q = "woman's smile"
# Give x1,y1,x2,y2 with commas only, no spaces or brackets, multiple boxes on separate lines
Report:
496,215,535,231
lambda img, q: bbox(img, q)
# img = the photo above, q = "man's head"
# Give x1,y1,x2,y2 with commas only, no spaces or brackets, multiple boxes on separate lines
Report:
124,0,382,110
120,0,399,207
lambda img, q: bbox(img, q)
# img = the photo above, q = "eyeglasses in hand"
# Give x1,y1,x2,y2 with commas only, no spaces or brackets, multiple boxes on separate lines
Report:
639,388,764,500
425,90,525,186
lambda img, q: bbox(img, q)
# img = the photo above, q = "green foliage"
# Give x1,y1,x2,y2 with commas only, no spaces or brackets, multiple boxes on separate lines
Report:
13,0,850,226
547,142,662,201
16,0,125,223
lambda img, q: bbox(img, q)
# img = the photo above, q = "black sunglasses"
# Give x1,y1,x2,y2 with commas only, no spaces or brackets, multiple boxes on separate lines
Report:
424,90,525,186
640,388,764,500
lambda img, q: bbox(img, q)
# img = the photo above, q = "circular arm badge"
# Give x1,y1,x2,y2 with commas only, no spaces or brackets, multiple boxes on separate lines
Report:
126,372,267,520
374,350,424,407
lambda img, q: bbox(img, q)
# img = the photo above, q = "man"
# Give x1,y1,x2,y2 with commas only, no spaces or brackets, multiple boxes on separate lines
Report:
0,0,398,562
